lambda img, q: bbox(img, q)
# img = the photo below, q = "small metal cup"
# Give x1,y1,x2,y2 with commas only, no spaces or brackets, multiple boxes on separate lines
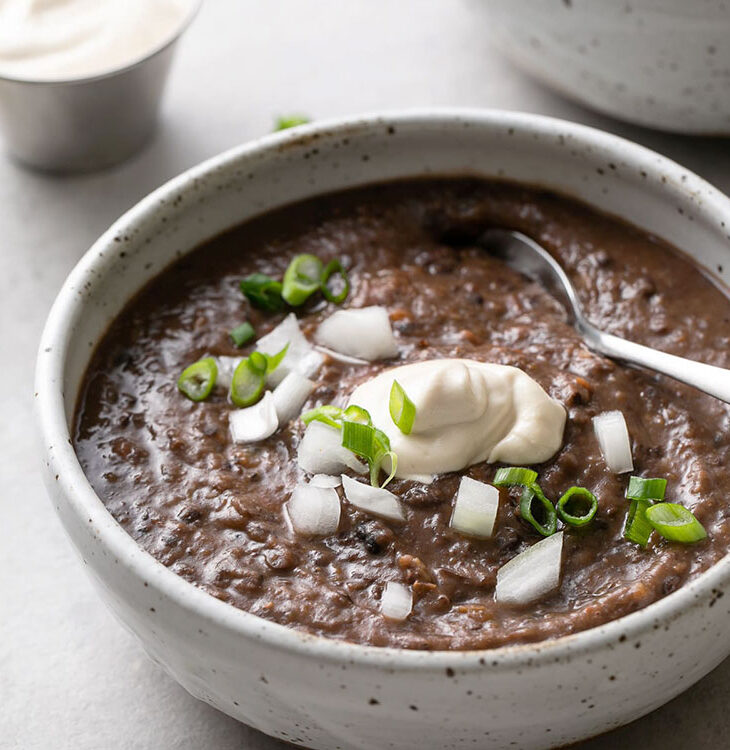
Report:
0,2,200,173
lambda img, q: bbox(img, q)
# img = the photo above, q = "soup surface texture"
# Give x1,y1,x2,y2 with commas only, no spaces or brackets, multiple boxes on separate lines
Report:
74,179,730,650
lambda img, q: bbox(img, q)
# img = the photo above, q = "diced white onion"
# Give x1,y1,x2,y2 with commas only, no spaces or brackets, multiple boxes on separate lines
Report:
314,345,370,366
215,355,242,390
286,484,341,536
341,474,405,522
272,371,315,425
449,476,499,539
229,391,278,443
256,313,318,386
495,532,564,605
310,473,342,488
593,410,634,474
295,348,325,379
315,306,398,361
297,421,368,475
381,581,412,621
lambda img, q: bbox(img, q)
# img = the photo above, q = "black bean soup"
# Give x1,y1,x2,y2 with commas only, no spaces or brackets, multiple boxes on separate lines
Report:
74,178,730,650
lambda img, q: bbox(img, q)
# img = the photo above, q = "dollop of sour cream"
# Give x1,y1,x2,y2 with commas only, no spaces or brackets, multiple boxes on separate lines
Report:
0,0,194,80
349,359,566,479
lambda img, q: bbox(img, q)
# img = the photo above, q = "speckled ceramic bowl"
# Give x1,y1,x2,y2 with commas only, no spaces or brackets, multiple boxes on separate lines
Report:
481,0,730,135
36,110,730,749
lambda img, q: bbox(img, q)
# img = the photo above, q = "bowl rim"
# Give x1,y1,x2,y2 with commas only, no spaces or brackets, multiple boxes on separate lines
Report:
35,107,730,670
0,0,202,86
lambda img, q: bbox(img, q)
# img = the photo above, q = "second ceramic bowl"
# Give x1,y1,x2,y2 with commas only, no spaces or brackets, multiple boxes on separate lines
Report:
482,0,730,135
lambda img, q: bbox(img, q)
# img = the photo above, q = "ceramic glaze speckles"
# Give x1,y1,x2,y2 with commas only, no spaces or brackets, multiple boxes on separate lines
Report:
36,110,730,749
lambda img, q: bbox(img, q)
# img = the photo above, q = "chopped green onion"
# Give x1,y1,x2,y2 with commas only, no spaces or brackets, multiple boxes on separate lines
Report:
282,254,324,306
493,466,538,487
177,357,218,402
342,420,374,457
263,342,289,373
248,350,268,375
343,404,372,425
229,321,255,348
646,503,707,544
624,498,653,547
626,476,667,502
557,487,598,527
230,357,266,407
519,484,557,537
275,115,310,131
301,404,345,429
240,273,284,311
374,449,398,489
321,259,350,304
389,379,416,435
370,427,395,488
340,418,396,488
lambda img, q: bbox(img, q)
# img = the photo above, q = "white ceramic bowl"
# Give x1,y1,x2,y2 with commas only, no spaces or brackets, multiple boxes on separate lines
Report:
36,110,730,750
482,0,730,135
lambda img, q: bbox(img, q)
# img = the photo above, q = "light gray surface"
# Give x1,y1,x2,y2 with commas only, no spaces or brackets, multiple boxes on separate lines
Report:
2,2,729,748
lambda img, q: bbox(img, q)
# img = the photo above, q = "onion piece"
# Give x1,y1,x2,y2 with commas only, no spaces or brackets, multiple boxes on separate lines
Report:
310,473,342,488
272,371,315,425
286,484,341,536
229,391,278,443
215,355,242,390
495,531,564,605
381,581,412,621
297,421,368,475
295,349,325,379
315,345,370,366
256,313,319,386
341,474,405,522
315,306,398,361
449,477,499,539
593,410,634,473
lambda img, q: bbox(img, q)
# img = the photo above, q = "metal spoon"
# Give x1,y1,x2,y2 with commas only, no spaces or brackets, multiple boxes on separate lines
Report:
480,229,730,403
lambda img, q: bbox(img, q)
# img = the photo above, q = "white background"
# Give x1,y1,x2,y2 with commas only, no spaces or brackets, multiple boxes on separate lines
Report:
3,1,730,748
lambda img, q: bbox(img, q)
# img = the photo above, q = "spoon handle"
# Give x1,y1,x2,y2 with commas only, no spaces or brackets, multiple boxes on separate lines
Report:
586,327,730,404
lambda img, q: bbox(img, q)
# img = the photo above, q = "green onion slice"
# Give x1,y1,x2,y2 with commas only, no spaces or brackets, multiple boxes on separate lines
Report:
343,404,372,425
177,357,218,402
230,357,266,407
371,427,395,488
263,342,289,373
373,450,398,489
623,497,653,547
341,419,396,489
248,350,268,375
519,484,557,537
240,273,284,311
493,466,538,487
301,404,345,429
275,115,310,131
557,487,598,527
229,321,255,348
342,420,374,457
321,259,350,305
389,379,416,435
626,476,667,502
282,254,323,306
646,503,707,544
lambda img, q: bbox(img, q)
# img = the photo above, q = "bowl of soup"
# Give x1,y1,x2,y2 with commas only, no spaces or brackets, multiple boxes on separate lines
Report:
36,109,730,749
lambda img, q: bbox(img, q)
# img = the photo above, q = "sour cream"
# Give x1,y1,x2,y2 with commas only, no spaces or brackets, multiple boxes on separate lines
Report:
0,0,194,80
349,359,566,478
